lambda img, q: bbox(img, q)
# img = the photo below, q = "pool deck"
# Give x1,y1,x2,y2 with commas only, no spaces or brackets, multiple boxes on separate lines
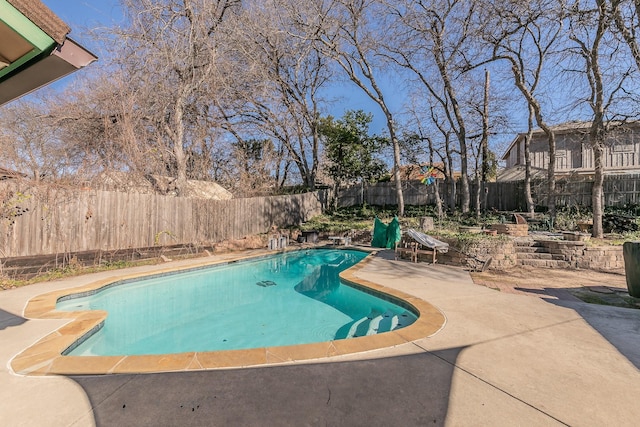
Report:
2,248,640,426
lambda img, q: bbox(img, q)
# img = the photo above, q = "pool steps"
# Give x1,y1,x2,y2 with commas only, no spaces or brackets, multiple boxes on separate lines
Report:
346,310,411,338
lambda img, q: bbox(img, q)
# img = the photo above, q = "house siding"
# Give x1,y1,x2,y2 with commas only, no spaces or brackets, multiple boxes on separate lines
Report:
503,124,640,175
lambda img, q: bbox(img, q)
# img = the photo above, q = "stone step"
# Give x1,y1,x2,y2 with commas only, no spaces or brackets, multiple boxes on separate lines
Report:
513,239,536,247
517,253,567,261
529,242,553,248
514,246,552,254
514,240,551,247
519,259,572,268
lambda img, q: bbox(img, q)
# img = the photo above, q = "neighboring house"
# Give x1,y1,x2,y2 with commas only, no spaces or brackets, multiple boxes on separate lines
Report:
500,121,640,181
398,163,448,181
0,0,97,106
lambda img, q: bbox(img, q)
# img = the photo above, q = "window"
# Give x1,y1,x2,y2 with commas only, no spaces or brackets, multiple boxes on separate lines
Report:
612,143,634,153
610,129,635,152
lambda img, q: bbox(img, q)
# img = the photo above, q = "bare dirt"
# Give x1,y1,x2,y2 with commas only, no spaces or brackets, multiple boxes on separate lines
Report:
470,265,640,309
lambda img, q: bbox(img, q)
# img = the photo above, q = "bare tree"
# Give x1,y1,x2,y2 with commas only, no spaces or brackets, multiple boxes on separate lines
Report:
611,0,640,71
481,0,564,218
43,70,156,181
0,90,79,181
428,103,459,212
474,69,491,218
566,0,638,237
401,105,446,218
219,0,333,190
229,138,282,196
107,0,240,195
383,0,487,213
310,0,406,215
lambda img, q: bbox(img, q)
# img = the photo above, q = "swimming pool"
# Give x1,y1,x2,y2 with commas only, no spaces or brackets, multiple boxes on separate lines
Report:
56,249,418,356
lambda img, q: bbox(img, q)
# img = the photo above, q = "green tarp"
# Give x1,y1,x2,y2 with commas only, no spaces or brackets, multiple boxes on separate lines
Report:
371,217,388,247
371,216,401,249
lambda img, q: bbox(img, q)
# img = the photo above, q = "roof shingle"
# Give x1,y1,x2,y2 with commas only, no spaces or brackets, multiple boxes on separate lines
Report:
7,0,70,44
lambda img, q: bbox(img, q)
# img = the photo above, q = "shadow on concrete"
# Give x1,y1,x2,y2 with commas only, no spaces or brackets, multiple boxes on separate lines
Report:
514,286,581,302
547,298,640,370
368,250,474,284
71,349,463,427
372,249,396,261
0,308,26,331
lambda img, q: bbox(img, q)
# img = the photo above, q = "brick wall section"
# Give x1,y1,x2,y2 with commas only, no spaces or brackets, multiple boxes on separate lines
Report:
540,240,586,267
529,240,624,270
488,224,529,237
577,246,625,270
435,238,518,270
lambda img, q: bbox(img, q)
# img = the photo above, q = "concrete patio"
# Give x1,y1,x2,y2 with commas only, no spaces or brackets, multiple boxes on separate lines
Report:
1,249,640,426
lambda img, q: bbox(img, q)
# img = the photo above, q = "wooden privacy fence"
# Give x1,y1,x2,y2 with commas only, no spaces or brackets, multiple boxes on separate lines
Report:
338,181,441,207
1,189,326,258
339,174,640,211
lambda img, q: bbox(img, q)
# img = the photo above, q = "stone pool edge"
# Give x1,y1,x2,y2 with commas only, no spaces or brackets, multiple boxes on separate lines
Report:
11,249,446,376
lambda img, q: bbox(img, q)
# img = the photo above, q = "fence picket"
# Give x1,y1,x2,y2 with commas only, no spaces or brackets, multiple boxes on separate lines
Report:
2,190,324,258
339,174,640,212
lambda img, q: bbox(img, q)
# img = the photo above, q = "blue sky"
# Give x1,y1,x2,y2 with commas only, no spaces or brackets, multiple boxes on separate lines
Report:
43,0,124,59
44,0,122,33
39,1,517,155
38,1,520,156
42,0,395,133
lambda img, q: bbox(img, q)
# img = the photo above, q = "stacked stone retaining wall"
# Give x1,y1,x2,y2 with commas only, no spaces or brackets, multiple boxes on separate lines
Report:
489,224,529,237
433,236,624,272
577,246,624,270
435,238,518,270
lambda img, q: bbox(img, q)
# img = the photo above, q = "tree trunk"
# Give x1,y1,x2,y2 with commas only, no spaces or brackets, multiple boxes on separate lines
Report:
524,105,535,215
546,131,557,221
170,94,188,197
474,173,481,219
174,143,188,197
434,180,443,218
478,68,490,218
427,135,443,218
445,147,456,211
591,137,605,238
387,116,405,216
332,180,341,212
434,33,469,213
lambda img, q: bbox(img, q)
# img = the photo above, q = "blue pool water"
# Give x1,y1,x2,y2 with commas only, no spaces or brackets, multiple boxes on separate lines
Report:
57,249,417,356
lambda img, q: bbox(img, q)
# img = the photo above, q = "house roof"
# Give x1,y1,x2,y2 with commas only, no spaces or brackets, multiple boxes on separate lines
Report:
398,164,447,181
0,0,97,106
6,0,70,44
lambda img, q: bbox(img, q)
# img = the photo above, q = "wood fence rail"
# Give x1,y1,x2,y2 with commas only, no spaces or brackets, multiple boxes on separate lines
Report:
1,189,327,258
